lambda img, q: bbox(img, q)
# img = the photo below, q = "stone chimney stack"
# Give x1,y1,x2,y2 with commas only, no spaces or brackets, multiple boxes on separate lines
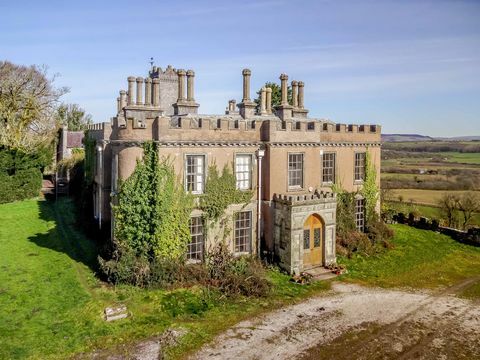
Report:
152,79,160,107
291,80,298,108
260,87,267,115
280,74,289,105
177,69,186,102
127,76,135,105
275,73,293,120
173,68,199,115
266,87,272,114
119,90,127,109
292,80,309,118
116,97,120,113
298,81,304,109
238,68,256,119
242,68,251,102
136,77,143,106
186,70,195,102
144,77,152,106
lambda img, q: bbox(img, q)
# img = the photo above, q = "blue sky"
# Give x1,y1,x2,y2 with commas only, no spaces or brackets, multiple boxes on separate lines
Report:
1,0,479,136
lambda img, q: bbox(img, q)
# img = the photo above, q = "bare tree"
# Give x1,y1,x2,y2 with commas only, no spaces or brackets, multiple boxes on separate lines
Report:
56,103,92,131
0,61,68,152
457,192,480,230
438,193,460,228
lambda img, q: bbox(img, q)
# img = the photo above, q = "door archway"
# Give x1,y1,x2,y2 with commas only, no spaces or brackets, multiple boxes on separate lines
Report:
302,214,324,268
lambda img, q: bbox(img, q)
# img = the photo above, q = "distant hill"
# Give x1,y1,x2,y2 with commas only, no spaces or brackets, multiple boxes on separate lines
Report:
382,134,480,142
382,134,434,142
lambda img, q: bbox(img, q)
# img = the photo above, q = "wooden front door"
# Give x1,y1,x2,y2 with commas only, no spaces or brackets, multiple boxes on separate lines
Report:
302,214,323,268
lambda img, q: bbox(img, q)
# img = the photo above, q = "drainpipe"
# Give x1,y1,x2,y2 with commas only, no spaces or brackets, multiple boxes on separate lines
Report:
256,149,265,258
96,144,103,230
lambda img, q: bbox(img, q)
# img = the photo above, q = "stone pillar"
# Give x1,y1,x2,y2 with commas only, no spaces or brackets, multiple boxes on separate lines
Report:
291,80,298,108
266,87,272,114
127,76,135,105
280,74,288,105
152,79,160,107
298,81,305,109
116,97,120,112
260,87,267,115
177,69,186,102
242,68,251,102
144,77,152,106
229,100,236,112
119,90,127,109
186,70,195,102
136,77,143,105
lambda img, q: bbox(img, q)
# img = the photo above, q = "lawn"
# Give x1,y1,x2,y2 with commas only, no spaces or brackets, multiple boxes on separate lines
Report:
339,224,480,289
438,152,480,165
0,198,329,359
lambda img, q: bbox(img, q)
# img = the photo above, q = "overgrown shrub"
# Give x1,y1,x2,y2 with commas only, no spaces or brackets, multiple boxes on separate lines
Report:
0,168,42,203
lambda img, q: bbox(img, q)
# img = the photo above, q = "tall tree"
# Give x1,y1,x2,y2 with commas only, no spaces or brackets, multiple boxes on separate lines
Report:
0,61,68,152
457,192,480,230
56,103,92,131
438,193,460,228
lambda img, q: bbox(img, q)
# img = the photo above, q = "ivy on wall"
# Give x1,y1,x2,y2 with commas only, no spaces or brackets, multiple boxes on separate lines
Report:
361,150,379,225
83,136,96,186
112,142,193,260
199,164,253,223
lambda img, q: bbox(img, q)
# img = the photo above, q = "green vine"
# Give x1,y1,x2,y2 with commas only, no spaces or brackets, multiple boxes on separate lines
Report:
361,150,379,225
112,142,193,260
200,164,252,223
83,135,95,186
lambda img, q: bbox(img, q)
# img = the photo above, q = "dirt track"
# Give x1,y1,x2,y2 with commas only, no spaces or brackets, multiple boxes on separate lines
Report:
190,281,480,360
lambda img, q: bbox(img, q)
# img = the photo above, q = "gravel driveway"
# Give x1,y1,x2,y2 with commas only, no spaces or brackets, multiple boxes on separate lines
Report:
190,281,480,360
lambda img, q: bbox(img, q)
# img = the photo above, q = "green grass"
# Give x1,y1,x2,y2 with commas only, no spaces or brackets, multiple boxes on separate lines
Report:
438,152,480,164
339,224,480,289
387,189,480,205
0,198,329,360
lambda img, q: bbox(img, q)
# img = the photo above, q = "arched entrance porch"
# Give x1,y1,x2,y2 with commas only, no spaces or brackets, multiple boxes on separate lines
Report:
302,214,324,269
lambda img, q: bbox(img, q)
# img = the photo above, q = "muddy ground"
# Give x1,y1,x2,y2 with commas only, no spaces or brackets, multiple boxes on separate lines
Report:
190,281,480,360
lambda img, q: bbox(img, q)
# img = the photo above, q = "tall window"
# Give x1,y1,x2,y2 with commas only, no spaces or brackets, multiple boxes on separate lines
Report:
354,152,366,181
288,153,303,188
322,152,336,183
234,211,252,253
355,198,365,232
187,216,204,261
235,154,252,190
186,155,205,194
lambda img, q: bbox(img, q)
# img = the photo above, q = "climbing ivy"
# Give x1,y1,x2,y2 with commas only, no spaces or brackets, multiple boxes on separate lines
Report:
83,136,96,186
200,164,252,223
112,142,193,260
331,182,357,236
361,150,379,225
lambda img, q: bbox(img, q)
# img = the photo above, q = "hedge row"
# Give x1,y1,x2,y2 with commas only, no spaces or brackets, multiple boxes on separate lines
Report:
0,168,42,204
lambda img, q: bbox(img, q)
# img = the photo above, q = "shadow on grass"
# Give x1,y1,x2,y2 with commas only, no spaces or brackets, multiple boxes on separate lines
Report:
28,196,100,273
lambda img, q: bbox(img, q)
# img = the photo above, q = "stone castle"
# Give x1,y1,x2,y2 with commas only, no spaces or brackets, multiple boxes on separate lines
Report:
87,65,381,274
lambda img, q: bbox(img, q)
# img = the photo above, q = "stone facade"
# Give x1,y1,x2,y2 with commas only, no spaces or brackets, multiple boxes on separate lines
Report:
87,65,382,273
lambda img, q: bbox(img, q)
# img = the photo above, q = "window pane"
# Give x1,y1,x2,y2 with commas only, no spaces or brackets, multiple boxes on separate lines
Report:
355,153,366,181
186,155,205,193
322,152,336,183
355,198,365,232
288,154,303,188
187,216,204,261
234,211,252,253
314,228,321,247
303,229,310,249
235,154,251,190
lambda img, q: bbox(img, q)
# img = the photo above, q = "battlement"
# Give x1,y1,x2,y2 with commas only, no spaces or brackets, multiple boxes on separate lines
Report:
273,191,336,205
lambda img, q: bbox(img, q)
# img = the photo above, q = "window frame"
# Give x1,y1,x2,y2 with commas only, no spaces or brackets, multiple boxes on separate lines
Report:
322,152,336,185
354,152,366,183
234,210,252,254
185,154,206,194
187,216,204,262
235,153,253,191
287,152,304,190
355,197,365,232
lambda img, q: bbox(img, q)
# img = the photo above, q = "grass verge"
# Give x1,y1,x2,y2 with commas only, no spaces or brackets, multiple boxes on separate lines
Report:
338,224,480,289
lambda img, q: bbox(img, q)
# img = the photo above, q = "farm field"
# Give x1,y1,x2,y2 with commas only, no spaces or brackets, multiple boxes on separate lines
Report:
386,189,480,206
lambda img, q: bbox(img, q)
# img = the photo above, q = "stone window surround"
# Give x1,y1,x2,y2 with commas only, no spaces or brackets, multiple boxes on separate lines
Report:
287,152,305,191
184,153,206,194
